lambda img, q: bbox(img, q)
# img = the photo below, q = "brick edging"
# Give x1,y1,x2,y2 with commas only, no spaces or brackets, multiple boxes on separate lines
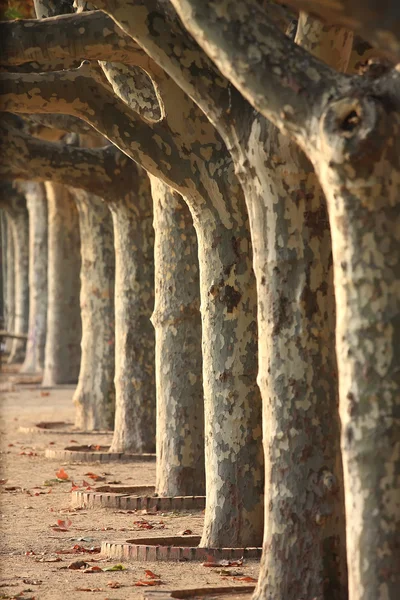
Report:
45,447,156,463
72,489,205,511
101,538,262,562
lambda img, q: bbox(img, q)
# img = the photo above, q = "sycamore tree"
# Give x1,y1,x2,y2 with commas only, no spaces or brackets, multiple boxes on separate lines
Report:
1,0,399,599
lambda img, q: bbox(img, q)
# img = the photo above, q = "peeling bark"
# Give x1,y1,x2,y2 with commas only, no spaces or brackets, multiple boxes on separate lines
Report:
72,188,115,430
0,184,29,364
108,170,156,453
42,182,81,386
150,176,204,497
20,182,48,374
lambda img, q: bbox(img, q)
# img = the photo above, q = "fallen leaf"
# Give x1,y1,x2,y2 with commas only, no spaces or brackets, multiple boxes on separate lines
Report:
70,439,78,443
203,559,243,567
107,581,121,589
178,529,193,535
0,479,8,484
133,519,153,530
52,519,72,532
103,564,126,572
55,468,69,480
75,588,103,592
83,566,104,573
135,580,162,587
235,577,257,582
41,391,50,397
145,570,160,579
25,551,36,556
84,472,106,482
68,560,89,570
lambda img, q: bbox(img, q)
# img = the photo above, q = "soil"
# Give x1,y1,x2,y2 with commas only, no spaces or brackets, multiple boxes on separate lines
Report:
0,366,260,600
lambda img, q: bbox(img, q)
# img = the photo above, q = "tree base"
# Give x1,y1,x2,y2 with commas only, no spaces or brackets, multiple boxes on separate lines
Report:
101,536,262,562
44,445,156,463
18,421,112,435
71,485,205,511
142,587,255,600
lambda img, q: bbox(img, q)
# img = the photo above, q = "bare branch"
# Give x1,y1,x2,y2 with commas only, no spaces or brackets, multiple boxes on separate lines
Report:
278,0,400,59
167,0,349,141
0,120,134,200
0,65,214,193
0,11,145,68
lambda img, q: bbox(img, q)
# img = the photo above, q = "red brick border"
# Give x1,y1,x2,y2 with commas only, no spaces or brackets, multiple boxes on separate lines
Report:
72,488,205,511
142,586,255,600
101,537,262,562
19,422,112,435
45,446,156,463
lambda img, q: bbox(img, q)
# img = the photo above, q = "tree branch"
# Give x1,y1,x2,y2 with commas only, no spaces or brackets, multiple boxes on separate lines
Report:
0,65,205,192
95,0,244,133
0,11,145,68
278,0,400,59
167,0,349,142
0,120,135,200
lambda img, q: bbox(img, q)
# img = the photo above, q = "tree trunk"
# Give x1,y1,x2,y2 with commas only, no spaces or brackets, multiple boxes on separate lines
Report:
3,213,14,354
313,94,400,600
20,182,48,374
5,186,29,364
239,126,346,600
108,170,156,453
42,182,81,385
150,176,204,497
72,188,115,431
191,211,263,549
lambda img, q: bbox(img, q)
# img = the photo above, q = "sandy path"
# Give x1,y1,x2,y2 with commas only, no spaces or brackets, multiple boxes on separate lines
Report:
0,368,259,600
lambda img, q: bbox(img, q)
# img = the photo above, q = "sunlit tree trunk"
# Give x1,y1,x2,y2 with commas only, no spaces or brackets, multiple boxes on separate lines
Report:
150,176,204,497
108,170,155,453
42,182,81,385
20,182,48,374
72,188,115,430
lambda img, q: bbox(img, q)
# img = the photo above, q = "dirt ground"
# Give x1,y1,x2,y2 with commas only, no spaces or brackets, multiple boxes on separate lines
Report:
0,366,260,600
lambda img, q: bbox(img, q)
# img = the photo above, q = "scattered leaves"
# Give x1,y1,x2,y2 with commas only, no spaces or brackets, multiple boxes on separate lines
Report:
56,544,100,555
134,580,162,587
144,570,160,579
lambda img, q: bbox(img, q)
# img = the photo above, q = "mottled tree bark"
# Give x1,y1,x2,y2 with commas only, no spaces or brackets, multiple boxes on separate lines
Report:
0,58,264,548
20,182,48,374
108,170,156,453
150,176,204,497
97,2,346,593
0,184,29,364
164,1,400,597
42,182,81,385
72,188,115,430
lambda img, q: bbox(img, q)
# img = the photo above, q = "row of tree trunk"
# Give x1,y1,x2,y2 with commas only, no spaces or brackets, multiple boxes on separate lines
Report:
1,0,398,598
